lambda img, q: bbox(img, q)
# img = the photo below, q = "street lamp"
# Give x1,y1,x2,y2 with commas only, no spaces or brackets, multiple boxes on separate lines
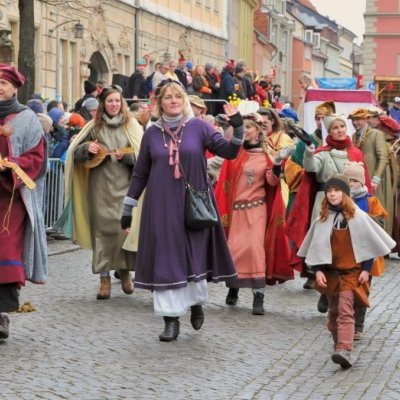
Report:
49,20,84,39
49,18,84,100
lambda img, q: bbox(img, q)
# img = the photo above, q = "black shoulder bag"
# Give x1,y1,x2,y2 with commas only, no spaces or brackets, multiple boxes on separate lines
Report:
180,163,218,230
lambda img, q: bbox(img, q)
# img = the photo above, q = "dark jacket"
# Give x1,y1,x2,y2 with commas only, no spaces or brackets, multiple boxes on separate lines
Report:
74,94,95,113
219,71,235,101
175,68,188,89
126,70,147,99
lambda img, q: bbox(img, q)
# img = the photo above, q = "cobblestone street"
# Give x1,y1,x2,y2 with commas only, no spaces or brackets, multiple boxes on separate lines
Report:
1,241,400,400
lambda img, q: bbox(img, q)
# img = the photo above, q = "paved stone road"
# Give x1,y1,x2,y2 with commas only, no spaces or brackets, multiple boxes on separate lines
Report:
1,241,400,400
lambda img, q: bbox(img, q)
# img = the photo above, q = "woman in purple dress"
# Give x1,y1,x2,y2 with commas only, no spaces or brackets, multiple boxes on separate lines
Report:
121,81,244,341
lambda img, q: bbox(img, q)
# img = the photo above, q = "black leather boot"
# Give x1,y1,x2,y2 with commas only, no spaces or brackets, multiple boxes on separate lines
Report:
225,288,239,305
252,292,265,315
190,305,204,330
159,317,180,342
317,294,328,313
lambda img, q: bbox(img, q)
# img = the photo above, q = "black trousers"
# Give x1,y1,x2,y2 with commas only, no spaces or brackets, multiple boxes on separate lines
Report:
0,283,20,313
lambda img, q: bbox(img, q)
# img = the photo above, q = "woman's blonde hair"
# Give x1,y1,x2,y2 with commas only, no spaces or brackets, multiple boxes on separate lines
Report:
153,81,193,119
319,191,356,222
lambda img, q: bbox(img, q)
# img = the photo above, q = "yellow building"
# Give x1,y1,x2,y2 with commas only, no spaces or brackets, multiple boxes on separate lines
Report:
136,0,228,69
0,0,258,106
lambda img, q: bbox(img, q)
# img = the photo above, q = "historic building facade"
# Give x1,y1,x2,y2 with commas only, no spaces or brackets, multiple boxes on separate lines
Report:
0,0,233,107
364,0,400,102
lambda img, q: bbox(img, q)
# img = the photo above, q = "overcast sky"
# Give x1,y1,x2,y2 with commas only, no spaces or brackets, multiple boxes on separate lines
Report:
310,0,366,44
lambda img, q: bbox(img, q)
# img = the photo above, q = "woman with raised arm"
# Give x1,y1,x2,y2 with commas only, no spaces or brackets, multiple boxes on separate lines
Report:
121,81,244,342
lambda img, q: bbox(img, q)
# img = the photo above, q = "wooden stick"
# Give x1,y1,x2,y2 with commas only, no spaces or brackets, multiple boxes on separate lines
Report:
0,155,36,190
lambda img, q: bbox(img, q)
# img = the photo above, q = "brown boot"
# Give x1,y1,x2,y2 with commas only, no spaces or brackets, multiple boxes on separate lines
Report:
97,276,111,300
119,270,134,295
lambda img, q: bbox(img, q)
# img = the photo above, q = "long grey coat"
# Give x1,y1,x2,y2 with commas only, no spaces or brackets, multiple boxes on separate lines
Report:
9,109,48,283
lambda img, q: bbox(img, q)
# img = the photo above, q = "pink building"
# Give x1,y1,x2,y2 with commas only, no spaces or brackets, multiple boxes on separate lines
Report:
364,0,400,102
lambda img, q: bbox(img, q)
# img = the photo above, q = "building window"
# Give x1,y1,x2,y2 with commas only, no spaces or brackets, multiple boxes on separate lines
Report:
313,32,320,49
263,0,274,8
205,0,210,9
281,0,286,14
195,0,202,5
214,0,219,13
281,31,288,55
271,24,278,45
305,29,313,43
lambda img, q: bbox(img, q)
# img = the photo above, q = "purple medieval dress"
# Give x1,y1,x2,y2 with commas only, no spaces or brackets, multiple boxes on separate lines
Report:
127,117,240,291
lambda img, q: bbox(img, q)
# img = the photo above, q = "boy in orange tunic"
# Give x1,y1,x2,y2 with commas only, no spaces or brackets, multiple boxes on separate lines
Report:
298,174,395,369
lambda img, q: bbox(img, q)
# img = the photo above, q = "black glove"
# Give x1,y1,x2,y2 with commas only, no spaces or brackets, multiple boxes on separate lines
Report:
227,112,243,128
293,128,313,146
120,215,132,230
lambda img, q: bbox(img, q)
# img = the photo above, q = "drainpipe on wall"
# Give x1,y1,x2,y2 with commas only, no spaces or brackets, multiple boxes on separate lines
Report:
134,0,140,66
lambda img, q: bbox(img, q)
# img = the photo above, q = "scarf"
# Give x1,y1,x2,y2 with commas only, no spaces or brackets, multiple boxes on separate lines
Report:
102,113,125,127
328,205,347,229
161,114,186,179
325,135,352,150
351,186,369,212
0,96,28,120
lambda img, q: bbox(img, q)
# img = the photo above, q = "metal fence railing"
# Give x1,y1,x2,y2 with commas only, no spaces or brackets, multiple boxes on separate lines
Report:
44,158,65,230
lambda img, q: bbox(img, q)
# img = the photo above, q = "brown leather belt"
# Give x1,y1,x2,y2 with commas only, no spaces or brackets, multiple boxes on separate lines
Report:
233,197,266,210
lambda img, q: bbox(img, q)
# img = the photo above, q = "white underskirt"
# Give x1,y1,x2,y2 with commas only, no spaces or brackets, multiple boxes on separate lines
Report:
153,280,208,316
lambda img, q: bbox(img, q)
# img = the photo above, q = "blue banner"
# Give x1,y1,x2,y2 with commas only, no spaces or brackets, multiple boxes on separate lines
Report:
315,77,357,90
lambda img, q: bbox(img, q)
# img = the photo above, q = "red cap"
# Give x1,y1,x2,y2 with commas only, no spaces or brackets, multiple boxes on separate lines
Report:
178,50,186,62
379,114,399,134
0,64,25,87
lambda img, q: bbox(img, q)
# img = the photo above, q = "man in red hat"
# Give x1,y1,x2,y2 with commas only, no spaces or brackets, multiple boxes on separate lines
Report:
175,51,188,89
0,64,47,341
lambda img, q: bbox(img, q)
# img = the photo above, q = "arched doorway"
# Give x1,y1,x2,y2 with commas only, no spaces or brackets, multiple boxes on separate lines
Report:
88,51,109,84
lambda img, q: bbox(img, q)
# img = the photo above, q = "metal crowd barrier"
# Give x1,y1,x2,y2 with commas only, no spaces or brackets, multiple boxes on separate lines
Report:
44,158,65,230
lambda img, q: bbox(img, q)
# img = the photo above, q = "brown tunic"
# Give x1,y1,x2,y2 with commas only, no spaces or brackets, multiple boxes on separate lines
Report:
317,227,370,307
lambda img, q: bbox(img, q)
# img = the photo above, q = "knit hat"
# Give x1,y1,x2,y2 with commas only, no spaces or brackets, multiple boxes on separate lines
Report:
323,114,347,132
348,108,370,120
188,95,207,109
136,58,146,66
325,174,351,196
48,107,64,126
0,64,25,87
279,107,299,123
343,161,365,185
186,61,193,70
83,80,97,95
82,97,99,111
27,99,44,114
68,113,86,129
37,113,53,134
394,97,400,104
315,100,335,117
205,62,214,71
235,65,245,74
